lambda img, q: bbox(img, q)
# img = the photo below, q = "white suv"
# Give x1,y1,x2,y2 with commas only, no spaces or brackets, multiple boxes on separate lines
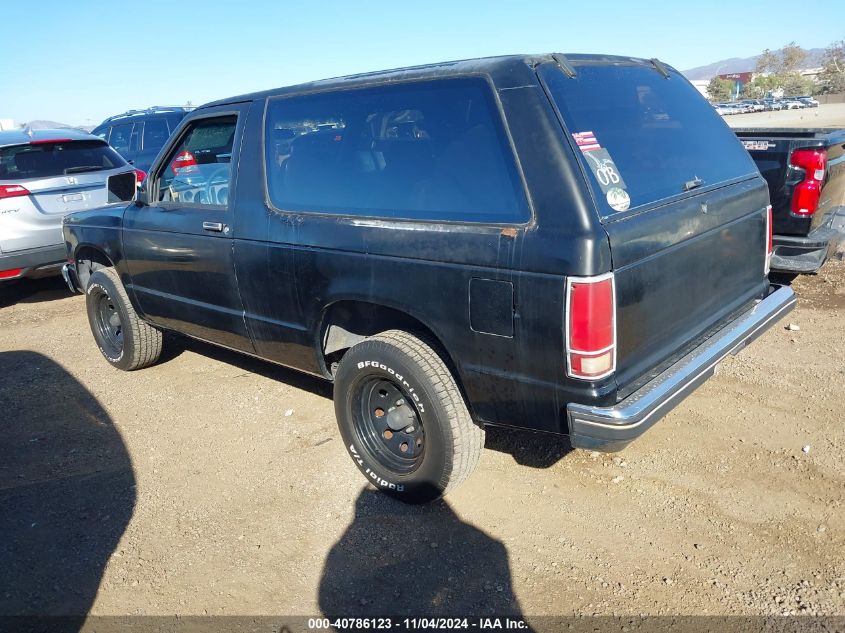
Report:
0,129,135,282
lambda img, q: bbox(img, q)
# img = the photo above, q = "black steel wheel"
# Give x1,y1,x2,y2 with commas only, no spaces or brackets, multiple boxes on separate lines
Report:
334,330,484,504
356,377,426,475
85,267,162,371
92,291,123,360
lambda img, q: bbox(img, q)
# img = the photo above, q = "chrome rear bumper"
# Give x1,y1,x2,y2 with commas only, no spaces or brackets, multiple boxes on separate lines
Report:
567,285,796,451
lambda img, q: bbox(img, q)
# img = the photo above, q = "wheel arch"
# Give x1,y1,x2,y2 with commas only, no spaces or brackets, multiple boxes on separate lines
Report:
74,245,115,288
318,299,465,390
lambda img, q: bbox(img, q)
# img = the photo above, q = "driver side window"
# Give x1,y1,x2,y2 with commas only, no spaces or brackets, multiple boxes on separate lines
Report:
156,116,237,207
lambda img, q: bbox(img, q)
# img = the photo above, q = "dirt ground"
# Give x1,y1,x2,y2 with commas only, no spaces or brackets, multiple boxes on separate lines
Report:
1,258,844,624
725,102,845,128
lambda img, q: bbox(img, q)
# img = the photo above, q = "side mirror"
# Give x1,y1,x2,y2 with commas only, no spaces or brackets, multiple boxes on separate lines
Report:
135,182,150,207
107,171,139,204
134,168,150,206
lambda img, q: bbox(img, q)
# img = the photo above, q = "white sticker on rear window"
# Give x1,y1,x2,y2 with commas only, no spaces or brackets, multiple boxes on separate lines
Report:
573,131,628,198
583,148,627,192
606,187,630,212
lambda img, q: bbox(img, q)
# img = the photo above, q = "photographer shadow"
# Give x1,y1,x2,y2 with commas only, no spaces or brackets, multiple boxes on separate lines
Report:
0,351,135,622
319,488,533,629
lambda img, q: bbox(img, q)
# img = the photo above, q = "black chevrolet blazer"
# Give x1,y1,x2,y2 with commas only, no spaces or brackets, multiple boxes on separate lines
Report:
62,53,795,503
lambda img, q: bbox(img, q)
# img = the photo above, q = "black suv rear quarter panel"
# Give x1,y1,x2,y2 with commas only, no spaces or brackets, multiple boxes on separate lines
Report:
232,61,613,434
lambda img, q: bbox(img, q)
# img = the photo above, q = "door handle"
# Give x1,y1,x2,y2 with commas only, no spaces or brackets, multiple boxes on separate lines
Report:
202,221,224,232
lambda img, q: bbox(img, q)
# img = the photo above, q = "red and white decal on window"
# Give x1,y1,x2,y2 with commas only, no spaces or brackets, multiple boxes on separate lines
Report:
572,131,601,152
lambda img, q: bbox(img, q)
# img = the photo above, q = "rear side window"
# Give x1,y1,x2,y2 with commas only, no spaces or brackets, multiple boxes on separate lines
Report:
264,78,528,223
109,123,134,154
143,118,170,150
0,140,126,180
92,125,109,141
540,62,758,215
129,123,140,153
155,116,236,206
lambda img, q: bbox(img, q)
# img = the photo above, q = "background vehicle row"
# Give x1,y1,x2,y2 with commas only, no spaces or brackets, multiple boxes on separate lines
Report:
714,96,818,115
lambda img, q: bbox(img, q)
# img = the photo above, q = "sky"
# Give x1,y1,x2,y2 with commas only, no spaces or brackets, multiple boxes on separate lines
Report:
2,0,843,125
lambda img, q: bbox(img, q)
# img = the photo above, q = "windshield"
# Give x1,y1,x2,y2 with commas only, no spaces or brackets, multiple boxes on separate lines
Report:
540,61,758,215
0,139,126,181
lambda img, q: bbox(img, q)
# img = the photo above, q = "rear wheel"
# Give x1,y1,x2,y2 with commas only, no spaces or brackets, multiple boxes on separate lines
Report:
333,330,484,503
85,268,162,371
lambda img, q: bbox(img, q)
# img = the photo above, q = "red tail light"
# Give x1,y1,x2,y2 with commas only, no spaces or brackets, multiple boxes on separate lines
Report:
170,150,198,175
765,204,773,275
134,168,147,184
790,148,827,217
566,273,616,380
29,138,72,145
0,268,23,279
0,184,30,199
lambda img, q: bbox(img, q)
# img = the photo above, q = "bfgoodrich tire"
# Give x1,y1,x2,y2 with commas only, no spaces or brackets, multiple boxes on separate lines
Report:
333,330,484,504
85,268,162,371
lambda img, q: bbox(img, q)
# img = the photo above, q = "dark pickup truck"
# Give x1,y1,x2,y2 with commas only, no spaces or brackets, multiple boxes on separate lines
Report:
735,128,845,273
62,53,795,503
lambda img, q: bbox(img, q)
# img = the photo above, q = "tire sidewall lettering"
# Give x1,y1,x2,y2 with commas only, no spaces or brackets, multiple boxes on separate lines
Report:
86,282,106,297
348,443,405,492
355,360,425,413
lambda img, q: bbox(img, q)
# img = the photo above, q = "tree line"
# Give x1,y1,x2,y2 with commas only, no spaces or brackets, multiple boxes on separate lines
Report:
707,39,845,102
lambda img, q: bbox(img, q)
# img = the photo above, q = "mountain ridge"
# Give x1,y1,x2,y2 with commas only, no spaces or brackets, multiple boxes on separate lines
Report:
682,48,826,81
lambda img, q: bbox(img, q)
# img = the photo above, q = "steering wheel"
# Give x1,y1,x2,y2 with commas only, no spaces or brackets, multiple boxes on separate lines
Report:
203,165,230,205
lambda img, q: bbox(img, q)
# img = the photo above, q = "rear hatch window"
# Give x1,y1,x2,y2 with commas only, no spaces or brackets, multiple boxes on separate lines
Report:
539,59,758,216
0,139,126,180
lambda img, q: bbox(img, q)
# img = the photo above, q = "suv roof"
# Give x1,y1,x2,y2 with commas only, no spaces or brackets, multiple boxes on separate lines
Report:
201,53,677,109
0,127,99,148
97,106,192,125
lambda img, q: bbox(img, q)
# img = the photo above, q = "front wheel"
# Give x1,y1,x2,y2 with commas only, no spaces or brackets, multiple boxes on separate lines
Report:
333,330,484,504
85,268,162,371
